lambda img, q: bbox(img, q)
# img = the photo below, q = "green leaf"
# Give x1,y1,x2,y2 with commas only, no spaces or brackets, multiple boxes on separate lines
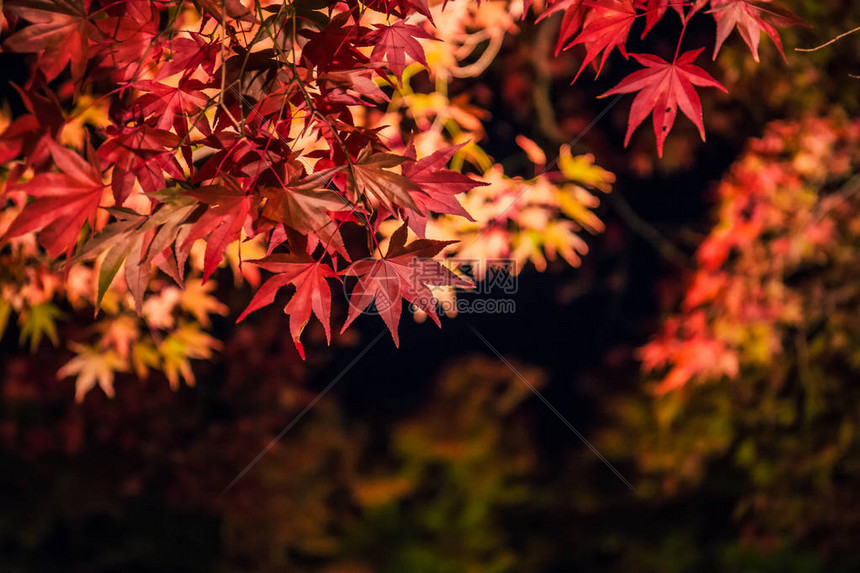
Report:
19,303,63,352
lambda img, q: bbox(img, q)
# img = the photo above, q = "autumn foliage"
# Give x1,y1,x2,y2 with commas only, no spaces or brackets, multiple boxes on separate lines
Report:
0,0,801,399
586,114,860,552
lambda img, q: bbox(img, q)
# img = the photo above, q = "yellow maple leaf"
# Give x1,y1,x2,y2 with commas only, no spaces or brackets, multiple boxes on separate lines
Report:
558,148,615,193
159,323,221,390
180,279,228,327
58,343,128,402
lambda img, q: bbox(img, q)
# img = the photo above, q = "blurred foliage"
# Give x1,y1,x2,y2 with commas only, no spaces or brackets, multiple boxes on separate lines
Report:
0,337,547,571
5,334,860,571
219,356,547,572
598,114,860,555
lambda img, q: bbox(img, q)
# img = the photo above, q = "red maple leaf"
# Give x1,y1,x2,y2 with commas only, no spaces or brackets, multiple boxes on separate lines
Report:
156,34,220,80
570,0,636,81
98,124,185,203
340,222,472,346
366,22,436,82
134,79,209,131
348,148,423,213
710,0,803,62
401,143,483,236
4,139,106,258
538,0,587,55
300,13,369,72
260,174,353,259
0,87,64,164
3,0,97,83
95,0,159,78
237,250,338,359
181,180,256,283
600,48,727,157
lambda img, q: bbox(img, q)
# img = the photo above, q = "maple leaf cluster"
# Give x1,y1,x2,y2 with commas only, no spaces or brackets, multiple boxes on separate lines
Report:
0,0,801,398
535,0,804,156
0,0,491,361
640,115,860,393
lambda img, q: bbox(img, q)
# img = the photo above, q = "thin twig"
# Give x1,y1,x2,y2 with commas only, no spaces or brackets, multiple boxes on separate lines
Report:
796,25,860,52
